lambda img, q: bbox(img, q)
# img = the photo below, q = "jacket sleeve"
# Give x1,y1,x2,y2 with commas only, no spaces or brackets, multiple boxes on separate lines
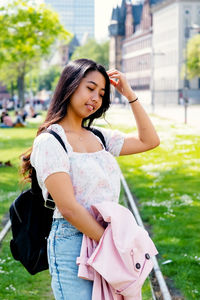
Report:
86,202,158,300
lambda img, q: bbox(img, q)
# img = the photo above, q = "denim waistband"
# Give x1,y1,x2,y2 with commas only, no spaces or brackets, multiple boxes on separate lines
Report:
51,218,81,235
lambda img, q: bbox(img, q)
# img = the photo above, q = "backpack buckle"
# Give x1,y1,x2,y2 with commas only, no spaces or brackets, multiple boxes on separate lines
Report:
44,198,55,210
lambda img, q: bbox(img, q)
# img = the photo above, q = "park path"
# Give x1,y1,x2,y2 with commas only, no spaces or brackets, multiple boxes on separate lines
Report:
96,103,200,132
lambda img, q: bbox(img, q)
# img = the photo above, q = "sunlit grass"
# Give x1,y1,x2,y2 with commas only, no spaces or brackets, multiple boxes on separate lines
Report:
1,106,199,299
110,110,200,300
0,113,153,299
0,127,37,230
0,232,53,300
0,116,54,299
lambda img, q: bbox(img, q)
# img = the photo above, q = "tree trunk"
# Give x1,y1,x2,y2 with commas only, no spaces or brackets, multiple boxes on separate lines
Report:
17,74,25,108
10,81,14,100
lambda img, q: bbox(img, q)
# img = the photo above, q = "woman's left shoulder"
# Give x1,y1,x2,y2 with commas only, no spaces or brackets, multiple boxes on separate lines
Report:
93,126,126,157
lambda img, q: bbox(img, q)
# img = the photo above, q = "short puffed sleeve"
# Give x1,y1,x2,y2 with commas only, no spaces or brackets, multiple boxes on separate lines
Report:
30,132,70,184
96,127,125,157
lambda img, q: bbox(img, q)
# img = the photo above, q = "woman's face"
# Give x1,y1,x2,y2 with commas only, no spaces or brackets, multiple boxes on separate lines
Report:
68,70,106,119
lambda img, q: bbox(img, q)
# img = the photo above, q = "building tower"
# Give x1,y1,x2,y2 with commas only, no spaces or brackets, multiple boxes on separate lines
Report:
44,0,95,45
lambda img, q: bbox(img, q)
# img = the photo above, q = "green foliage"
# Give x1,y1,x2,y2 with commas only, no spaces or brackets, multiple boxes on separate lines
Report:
25,64,61,96
71,39,109,69
187,34,200,79
38,65,62,91
0,0,71,106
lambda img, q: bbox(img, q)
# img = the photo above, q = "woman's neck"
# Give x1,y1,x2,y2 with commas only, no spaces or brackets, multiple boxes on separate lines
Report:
58,114,84,134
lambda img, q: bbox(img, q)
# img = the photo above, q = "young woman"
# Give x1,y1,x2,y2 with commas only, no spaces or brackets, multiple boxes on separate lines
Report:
22,59,160,299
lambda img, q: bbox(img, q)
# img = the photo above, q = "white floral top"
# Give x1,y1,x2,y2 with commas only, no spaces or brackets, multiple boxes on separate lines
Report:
30,124,125,218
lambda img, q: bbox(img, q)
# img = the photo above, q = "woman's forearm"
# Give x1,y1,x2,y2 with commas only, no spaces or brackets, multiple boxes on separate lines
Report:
45,173,105,242
127,91,160,147
107,69,160,148
63,202,105,242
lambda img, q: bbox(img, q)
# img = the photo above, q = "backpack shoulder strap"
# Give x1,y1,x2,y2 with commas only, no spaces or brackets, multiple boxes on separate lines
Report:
46,129,67,153
86,127,106,149
31,129,67,202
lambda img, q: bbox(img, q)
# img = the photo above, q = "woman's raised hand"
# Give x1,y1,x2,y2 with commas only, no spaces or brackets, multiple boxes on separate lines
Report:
107,69,136,101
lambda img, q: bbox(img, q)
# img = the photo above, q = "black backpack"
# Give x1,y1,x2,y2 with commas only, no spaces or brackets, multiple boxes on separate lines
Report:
9,127,106,275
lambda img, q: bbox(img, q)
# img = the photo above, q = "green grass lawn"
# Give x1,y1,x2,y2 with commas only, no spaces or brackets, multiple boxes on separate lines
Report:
0,113,153,299
0,232,53,300
0,126,37,230
1,107,199,299
0,118,54,299
102,107,200,300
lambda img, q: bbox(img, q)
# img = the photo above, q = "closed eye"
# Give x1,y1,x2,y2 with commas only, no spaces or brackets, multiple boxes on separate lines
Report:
87,86,104,98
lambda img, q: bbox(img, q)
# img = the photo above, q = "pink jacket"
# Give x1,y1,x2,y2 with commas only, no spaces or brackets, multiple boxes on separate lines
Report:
76,201,158,300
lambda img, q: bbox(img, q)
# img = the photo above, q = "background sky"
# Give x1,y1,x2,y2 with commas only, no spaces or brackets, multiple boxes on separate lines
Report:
2,0,139,42
95,0,122,42
95,0,143,41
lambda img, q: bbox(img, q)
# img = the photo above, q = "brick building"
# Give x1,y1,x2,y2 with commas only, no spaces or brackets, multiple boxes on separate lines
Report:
109,0,200,106
152,0,200,106
109,0,162,103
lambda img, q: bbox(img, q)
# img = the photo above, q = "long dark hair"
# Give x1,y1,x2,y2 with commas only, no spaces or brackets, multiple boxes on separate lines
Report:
21,59,111,181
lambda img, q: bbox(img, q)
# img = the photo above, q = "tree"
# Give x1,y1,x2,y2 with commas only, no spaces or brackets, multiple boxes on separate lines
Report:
71,39,109,69
38,65,62,92
186,34,200,79
0,0,71,107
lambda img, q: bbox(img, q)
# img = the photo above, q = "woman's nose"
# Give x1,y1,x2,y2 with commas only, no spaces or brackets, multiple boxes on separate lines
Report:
91,92,99,102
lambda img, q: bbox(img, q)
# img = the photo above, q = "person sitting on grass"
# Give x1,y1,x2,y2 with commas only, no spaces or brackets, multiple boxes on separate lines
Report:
30,106,38,118
13,111,25,127
0,111,13,128
20,108,28,122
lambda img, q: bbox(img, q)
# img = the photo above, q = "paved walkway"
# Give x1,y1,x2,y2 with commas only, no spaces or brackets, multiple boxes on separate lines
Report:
99,103,200,130
146,104,200,129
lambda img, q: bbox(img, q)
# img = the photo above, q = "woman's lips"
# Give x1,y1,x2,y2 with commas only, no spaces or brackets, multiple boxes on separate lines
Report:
86,104,94,111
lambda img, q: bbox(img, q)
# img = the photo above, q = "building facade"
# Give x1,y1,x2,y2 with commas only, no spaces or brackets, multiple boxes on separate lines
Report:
45,0,95,45
109,0,200,105
109,0,127,71
109,0,162,103
122,0,158,104
152,0,200,105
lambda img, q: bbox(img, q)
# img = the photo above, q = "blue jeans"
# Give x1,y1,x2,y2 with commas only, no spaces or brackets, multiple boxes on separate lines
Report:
47,219,93,300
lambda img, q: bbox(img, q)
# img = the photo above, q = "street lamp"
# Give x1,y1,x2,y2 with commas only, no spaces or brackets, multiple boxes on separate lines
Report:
183,23,200,124
151,49,165,113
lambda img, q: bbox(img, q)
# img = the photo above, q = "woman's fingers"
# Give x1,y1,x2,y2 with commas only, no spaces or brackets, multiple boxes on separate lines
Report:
107,69,121,76
109,78,117,86
108,75,121,80
107,70,126,83
107,69,131,97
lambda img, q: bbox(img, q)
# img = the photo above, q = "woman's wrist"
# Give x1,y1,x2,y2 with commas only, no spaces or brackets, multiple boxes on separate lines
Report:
126,91,138,102
129,97,138,104
127,94,138,104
